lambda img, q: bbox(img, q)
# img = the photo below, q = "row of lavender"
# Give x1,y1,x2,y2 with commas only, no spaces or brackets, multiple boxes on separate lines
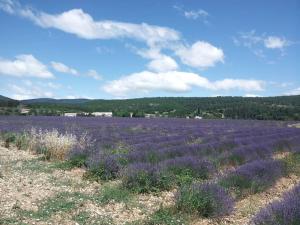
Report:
1,116,300,221
1,116,300,179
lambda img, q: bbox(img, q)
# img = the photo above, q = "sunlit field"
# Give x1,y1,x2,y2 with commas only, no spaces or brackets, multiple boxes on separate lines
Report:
1,116,300,224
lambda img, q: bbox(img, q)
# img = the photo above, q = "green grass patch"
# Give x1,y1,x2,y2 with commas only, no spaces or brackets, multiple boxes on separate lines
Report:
283,152,300,175
145,207,187,225
18,192,89,220
96,184,134,205
73,211,92,225
73,212,114,225
16,158,78,174
0,217,28,225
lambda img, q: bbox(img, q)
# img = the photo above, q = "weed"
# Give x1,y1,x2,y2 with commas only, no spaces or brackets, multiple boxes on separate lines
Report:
145,207,187,225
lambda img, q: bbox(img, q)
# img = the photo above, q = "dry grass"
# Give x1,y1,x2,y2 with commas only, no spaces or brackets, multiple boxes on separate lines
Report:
27,128,77,160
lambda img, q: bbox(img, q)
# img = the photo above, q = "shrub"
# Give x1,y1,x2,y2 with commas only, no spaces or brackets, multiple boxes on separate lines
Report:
97,184,133,205
122,163,172,193
175,182,234,218
68,154,88,168
161,156,215,185
25,128,77,160
251,183,300,225
162,156,214,179
1,132,17,148
219,160,284,198
15,132,30,150
85,155,120,181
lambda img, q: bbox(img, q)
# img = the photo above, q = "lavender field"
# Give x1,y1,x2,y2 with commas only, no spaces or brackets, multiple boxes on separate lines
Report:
1,116,300,224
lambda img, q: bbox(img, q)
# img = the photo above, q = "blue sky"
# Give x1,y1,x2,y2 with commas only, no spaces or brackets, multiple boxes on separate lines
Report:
0,0,299,99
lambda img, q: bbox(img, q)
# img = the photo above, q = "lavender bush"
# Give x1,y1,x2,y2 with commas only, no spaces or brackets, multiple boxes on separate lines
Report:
160,156,215,184
176,182,234,218
85,155,120,181
251,183,300,225
121,162,172,193
220,159,284,198
1,116,300,192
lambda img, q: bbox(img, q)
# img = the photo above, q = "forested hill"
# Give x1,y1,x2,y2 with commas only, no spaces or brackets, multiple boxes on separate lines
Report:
0,95,19,107
0,95,300,120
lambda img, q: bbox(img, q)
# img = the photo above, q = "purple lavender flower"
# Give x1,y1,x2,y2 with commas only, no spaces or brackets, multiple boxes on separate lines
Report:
251,183,300,225
176,182,234,218
220,159,284,197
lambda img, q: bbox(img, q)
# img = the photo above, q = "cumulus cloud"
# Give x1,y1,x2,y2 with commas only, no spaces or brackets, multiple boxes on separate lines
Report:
0,54,54,78
0,0,180,46
1,1,225,71
9,83,54,100
103,70,264,97
51,61,78,75
175,41,224,68
147,56,178,72
86,69,102,80
136,48,178,72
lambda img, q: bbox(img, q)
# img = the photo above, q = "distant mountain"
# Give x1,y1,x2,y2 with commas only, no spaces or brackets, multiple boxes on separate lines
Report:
0,95,19,107
21,98,92,105
1,94,300,120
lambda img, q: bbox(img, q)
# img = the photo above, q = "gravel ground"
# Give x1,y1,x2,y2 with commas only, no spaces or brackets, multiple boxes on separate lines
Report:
0,146,299,225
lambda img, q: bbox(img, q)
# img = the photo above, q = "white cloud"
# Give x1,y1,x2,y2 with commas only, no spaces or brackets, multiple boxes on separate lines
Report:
244,93,262,97
147,56,178,72
137,48,178,72
9,83,54,100
173,5,209,23
175,41,224,68
103,70,264,97
86,69,102,80
0,54,54,78
234,30,292,57
285,87,300,96
1,1,227,71
184,9,209,20
51,61,78,75
264,36,290,49
1,0,180,46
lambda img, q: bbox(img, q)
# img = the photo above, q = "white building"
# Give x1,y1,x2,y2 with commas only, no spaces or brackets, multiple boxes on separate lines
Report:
20,108,30,114
195,116,203,119
145,113,156,118
64,113,77,117
92,112,113,117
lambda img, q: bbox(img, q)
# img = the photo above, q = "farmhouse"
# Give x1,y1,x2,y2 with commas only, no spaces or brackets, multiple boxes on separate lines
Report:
20,108,30,115
145,113,156,118
195,116,203,119
64,113,77,117
92,112,113,117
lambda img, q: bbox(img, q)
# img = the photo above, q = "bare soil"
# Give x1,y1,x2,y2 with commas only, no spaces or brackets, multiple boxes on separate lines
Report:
1,146,299,225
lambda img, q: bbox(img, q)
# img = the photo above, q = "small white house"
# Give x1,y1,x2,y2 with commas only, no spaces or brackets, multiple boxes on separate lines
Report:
195,116,203,119
64,113,77,117
145,113,156,118
20,108,30,114
92,112,113,117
